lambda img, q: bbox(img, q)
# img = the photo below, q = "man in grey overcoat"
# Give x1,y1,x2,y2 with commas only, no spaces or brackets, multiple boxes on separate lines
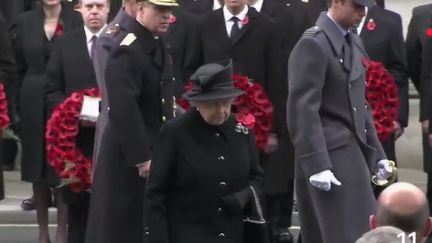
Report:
287,0,394,242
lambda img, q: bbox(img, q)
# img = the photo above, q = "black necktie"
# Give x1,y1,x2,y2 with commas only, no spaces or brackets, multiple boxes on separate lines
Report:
90,35,97,58
343,33,352,67
230,17,240,40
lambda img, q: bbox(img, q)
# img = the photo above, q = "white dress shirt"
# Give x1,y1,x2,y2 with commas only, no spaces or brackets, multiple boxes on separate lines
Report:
223,5,249,37
213,0,222,10
249,0,264,12
84,25,107,57
357,7,369,35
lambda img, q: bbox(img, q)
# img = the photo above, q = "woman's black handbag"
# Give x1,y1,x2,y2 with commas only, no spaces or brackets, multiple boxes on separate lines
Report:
243,186,271,243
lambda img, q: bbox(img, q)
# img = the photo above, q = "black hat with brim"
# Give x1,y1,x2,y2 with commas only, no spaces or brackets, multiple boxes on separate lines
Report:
183,62,244,101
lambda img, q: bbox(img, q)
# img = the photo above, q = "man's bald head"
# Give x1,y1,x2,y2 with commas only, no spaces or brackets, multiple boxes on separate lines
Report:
371,182,431,242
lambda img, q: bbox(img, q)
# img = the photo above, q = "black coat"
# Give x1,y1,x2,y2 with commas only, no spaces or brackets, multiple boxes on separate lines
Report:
44,27,96,243
359,6,408,162
145,108,264,243
188,7,285,136
10,4,82,184
85,20,176,243
178,0,213,15
406,3,432,95
163,8,198,91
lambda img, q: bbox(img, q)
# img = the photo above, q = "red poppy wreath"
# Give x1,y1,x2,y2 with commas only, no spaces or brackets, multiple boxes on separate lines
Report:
46,88,100,193
0,83,9,129
364,59,399,142
177,74,273,151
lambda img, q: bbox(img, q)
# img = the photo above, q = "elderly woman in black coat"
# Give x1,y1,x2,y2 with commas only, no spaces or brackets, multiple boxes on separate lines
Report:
145,62,264,243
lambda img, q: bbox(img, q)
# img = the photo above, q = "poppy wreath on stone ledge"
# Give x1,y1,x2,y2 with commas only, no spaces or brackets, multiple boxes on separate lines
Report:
46,88,100,193
364,59,399,142
177,74,273,151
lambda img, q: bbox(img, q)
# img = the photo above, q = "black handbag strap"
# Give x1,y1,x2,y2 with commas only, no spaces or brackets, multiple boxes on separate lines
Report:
244,185,266,224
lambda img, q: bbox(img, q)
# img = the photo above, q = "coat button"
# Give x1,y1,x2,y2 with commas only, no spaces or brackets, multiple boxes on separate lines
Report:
364,104,368,109
364,129,367,133
286,3,290,6
215,132,220,137
172,77,176,81
339,58,343,63
352,107,357,112
161,98,165,104
219,181,227,187
218,156,225,160
218,233,226,238
218,207,223,212
162,116,166,122
160,81,163,85
348,84,352,88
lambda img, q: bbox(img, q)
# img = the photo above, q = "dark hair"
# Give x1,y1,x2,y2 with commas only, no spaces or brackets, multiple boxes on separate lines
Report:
376,203,429,234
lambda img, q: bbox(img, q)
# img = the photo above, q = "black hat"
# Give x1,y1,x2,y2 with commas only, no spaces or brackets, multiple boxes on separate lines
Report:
183,61,244,101
353,0,374,7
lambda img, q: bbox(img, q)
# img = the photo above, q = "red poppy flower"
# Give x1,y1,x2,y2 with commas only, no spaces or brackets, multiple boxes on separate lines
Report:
367,18,376,31
169,15,176,24
236,112,255,129
241,16,249,25
426,28,432,37
55,20,64,37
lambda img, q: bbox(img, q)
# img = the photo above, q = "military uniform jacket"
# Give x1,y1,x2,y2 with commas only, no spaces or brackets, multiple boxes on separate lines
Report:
145,108,264,243
92,8,135,164
85,20,175,243
104,20,175,166
360,6,409,127
287,13,385,243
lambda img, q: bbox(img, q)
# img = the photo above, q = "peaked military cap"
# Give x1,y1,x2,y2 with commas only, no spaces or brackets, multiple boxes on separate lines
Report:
183,61,244,101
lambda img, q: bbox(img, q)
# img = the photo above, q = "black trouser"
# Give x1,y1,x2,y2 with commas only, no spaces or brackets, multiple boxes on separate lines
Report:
65,190,90,243
266,180,294,240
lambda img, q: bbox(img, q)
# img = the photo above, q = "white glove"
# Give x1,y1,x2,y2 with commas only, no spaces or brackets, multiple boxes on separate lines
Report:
309,170,342,191
376,159,392,180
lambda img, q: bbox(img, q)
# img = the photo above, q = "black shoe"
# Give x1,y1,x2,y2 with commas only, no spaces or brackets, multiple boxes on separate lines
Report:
20,196,36,211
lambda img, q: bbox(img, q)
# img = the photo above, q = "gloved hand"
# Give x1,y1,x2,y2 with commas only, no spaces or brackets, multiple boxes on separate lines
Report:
220,187,252,212
376,159,393,180
309,170,341,191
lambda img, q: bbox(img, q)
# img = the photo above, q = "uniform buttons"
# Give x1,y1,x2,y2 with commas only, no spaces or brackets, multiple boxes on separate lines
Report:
218,207,223,212
364,129,367,133
215,132,220,137
348,84,352,88
364,104,368,109
107,107,110,111
162,116,166,122
160,81,163,85
339,58,343,64
286,3,290,6
161,98,165,104
365,81,368,85
352,107,357,112
172,77,176,81
219,181,227,187
218,156,225,160
218,233,226,238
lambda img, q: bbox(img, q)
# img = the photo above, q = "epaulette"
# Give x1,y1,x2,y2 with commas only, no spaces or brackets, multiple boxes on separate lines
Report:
120,33,137,46
302,26,322,37
105,23,120,35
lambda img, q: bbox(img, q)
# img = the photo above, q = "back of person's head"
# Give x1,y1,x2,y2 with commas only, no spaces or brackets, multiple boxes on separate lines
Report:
370,182,432,243
356,226,412,243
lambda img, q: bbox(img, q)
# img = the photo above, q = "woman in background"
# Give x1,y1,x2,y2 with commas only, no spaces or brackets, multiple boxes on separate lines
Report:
10,0,82,242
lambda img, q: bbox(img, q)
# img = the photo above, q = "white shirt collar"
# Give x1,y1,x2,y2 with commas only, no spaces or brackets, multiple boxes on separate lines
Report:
223,5,249,23
249,0,264,12
213,0,222,10
357,7,369,35
84,25,107,43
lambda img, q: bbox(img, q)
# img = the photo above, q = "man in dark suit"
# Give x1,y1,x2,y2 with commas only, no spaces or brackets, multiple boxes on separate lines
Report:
85,0,178,242
188,0,285,146
44,0,109,242
0,12,15,202
287,0,394,242
358,5,408,196
92,0,139,173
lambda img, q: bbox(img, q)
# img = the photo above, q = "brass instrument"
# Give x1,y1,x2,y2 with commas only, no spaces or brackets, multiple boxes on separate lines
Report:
371,160,398,187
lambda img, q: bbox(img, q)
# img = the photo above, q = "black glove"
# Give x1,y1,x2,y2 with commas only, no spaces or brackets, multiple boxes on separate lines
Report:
220,187,252,213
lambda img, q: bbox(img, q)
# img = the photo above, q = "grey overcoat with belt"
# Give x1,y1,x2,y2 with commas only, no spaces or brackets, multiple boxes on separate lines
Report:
287,13,386,243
